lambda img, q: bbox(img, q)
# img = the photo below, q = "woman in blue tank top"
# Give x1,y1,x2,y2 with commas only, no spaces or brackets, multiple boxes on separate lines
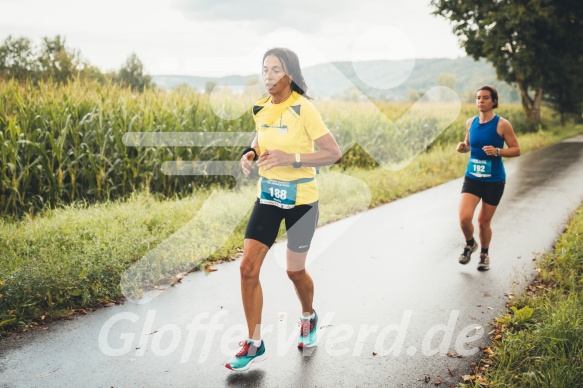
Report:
456,85,521,271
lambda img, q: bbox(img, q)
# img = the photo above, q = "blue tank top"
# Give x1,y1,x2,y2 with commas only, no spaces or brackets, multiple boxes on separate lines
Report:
465,115,505,182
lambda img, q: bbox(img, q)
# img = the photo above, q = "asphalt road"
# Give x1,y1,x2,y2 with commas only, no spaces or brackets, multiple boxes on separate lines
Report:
1,135,583,388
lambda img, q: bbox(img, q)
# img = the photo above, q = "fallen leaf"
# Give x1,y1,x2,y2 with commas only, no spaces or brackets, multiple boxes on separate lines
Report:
434,381,442,386
447,369,455,377
461,375,471,382
205,266,218,273
494,334,502,340
103,302,115,307
483,293,491,297
170,274,184,286
483,348,494,355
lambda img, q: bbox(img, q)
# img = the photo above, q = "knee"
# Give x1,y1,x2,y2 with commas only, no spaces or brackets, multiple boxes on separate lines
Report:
459,215,473,228
240,260,260,283
478,218,491,230
286,269,306,282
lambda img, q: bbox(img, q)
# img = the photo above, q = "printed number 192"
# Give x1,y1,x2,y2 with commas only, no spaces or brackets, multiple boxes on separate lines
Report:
473,165,486,173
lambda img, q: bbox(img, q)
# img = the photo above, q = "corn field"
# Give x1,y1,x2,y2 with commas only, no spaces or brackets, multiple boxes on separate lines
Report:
0,78,536,216
0,79,257,216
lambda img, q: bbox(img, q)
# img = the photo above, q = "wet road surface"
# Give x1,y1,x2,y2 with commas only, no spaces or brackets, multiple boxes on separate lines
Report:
1,135,583,387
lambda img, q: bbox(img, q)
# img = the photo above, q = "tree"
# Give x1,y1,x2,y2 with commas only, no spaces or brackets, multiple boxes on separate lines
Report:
0,35,40,81
117,53,152,92
38,35,80,83
431,0,583,126
542,0,583,125
544,52,583,125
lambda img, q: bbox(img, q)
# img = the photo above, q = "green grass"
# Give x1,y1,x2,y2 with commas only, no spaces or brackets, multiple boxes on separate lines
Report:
0,116,582,334
461,203,583,387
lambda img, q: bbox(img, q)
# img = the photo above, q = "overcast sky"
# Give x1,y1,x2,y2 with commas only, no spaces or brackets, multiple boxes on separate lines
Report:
0,0,466,77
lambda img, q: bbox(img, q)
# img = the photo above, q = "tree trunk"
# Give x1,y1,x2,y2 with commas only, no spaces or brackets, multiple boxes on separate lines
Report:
513,66,543,127
516,82,542,127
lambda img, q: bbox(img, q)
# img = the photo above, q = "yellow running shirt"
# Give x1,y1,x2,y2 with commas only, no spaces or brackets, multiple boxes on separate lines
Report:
253,91,330,205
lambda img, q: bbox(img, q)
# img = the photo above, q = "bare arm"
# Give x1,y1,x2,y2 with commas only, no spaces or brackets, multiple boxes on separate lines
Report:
257,132,342,170
482,118,521,157
499,118,521,157
240,134,259,177
456,118,472,153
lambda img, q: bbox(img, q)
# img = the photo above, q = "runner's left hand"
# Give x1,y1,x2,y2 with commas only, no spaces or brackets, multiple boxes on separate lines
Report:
482,145,497,156
257,149,293,170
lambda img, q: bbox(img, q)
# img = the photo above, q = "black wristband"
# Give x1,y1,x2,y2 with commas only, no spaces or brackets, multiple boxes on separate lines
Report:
242,147,258,161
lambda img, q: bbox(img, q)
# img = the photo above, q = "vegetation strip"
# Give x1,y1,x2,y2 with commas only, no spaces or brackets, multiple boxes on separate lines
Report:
460,205,583,387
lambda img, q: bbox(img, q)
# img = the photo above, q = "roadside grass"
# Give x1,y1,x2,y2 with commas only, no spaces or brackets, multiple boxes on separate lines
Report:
460,204,583,387
1,124,582,335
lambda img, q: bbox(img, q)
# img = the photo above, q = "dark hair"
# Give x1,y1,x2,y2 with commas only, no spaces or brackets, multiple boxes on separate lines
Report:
477,85,499,109
262,47,310,98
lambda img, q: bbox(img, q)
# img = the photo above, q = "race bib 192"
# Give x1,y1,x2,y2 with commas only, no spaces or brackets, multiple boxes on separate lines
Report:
467,158,492,178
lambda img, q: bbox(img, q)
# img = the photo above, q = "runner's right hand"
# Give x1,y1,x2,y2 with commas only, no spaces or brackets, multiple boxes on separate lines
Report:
456,142,469,153
241,151,255,176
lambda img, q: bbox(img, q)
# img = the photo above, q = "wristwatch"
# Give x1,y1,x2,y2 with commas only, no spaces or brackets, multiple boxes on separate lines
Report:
293,152,302,168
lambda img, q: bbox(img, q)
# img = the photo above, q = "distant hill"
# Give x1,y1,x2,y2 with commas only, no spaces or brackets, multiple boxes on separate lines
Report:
153,57,520,103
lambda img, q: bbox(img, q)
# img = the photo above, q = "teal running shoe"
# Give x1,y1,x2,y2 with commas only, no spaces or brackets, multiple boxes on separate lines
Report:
225,340,267,371
298,310,318,348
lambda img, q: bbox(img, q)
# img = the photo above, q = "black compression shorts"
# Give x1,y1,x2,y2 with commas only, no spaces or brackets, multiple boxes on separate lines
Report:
244,200,319,253
461,176,506,206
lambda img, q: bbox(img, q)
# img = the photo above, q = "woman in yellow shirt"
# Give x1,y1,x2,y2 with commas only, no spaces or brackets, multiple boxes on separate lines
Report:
225,47,342,371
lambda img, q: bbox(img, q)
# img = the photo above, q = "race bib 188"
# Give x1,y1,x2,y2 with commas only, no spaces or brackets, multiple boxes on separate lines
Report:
260,179,297,209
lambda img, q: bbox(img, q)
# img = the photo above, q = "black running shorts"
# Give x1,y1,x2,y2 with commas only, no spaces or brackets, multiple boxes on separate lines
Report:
461,176,506,206
244,200,319,253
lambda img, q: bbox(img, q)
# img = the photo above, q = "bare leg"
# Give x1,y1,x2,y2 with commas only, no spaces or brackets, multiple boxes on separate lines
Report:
477,202,498,249
459,193,481,241
286,248,314,316
240,238,269,340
